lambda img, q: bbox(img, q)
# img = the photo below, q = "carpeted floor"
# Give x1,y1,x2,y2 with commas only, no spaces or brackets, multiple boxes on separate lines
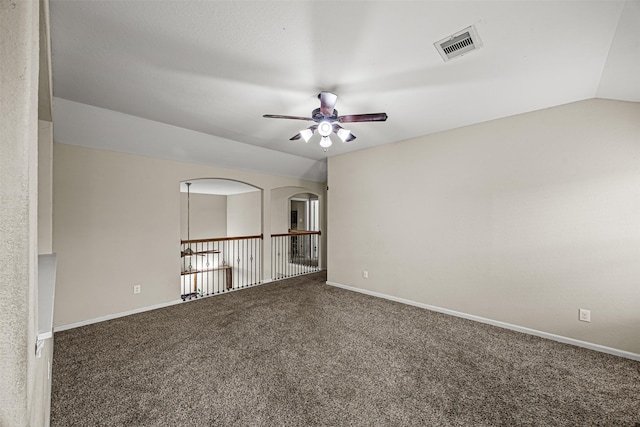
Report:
51,272,640,426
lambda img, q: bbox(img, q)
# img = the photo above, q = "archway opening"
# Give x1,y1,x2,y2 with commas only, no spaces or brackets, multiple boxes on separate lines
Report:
180,179,261,240
289,193,320,233
180,178,262,300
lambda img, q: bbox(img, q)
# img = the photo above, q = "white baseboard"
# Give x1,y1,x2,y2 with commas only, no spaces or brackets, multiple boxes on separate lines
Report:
326,281,640,362
54,298,185,332
55,279,277,332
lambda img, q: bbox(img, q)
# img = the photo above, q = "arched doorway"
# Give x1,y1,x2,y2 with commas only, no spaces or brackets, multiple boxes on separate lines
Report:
289,193,320,233
269,187,323,279
289,193,320,261
180,178,262,299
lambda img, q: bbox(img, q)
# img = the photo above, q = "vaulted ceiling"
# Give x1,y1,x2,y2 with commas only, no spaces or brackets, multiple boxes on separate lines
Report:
50,1,640,182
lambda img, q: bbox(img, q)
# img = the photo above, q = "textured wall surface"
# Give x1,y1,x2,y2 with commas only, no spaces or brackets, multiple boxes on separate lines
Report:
0,0,40,425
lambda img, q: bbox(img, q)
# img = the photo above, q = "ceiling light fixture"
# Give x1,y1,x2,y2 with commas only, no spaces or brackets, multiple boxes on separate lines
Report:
317,121,332,137
317,121,334,151
264,91,388,152
334,124,355,143
319,136,332,151
299,128,314,143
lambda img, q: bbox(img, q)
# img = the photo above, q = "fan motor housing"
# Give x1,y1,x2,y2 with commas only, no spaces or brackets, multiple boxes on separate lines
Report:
312,108,338,122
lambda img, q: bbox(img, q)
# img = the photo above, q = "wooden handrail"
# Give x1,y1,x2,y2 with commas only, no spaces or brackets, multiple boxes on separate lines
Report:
289,229,321,235
271,230,322,237
181,234,263,244
180,265,232,276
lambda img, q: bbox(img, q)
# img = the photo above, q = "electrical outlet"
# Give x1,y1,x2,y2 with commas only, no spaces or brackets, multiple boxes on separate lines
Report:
363,270,369,279
579,308,591,322
133,284,141,294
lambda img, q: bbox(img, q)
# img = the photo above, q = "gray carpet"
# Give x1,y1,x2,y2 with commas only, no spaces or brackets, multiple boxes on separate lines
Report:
51,272,640,426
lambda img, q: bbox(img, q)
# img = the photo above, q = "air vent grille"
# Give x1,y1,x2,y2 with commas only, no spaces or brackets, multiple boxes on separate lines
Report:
435,25,483,62
442,32,473,55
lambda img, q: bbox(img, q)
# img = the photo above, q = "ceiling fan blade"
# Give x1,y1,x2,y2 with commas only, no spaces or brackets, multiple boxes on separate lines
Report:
319,92,338,116
338,113,388,123
289,133,302,141
263,114,314,121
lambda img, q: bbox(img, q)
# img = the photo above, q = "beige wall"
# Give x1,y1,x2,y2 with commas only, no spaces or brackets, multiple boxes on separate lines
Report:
53,143,325,327
328,99,640,355
227,191,261,237
180,192,226,240
270,187,295,234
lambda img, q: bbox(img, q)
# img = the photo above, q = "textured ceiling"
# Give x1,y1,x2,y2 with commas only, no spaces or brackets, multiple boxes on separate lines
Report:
50,1,640,182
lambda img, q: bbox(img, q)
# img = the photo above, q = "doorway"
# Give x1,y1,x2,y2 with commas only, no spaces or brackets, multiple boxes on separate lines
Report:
180,178,262,299
289,193,319,232
288,193,319,261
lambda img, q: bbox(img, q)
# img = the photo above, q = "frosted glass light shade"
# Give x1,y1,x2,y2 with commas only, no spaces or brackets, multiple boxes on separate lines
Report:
319,136,332,148
300,128,314,142
336,128,352,142
318,121,332,137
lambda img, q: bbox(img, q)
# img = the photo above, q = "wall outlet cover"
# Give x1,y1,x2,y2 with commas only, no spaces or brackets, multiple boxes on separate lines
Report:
579,308,591,322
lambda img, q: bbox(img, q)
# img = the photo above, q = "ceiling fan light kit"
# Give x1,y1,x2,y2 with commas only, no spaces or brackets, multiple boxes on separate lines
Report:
317,121,332,137
264,92,388,152
299,128,314,143
334,125,355,143
319,136,332,149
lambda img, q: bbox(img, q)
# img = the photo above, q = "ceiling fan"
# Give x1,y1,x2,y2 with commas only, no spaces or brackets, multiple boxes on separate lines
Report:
263,92,388,151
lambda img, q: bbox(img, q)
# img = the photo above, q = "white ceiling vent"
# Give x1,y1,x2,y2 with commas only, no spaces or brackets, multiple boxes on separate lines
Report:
434,25,483,62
